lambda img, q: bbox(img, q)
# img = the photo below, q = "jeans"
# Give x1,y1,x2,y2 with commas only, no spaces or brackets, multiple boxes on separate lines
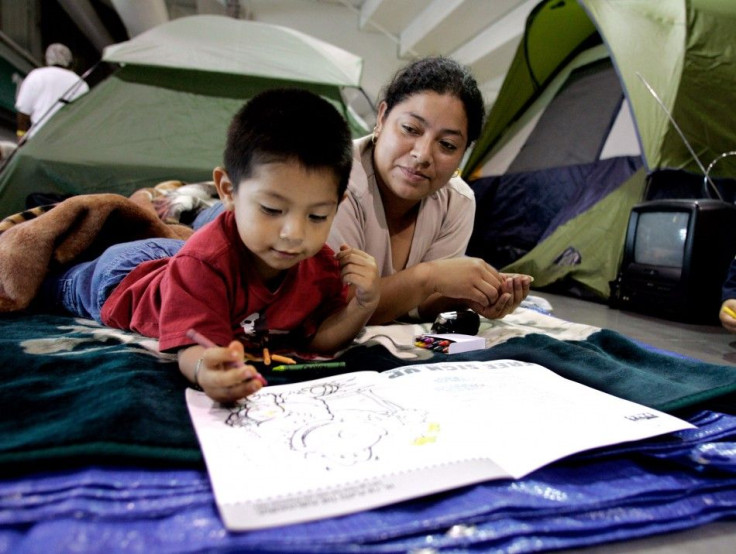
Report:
192,201,225,230
42,238,185,322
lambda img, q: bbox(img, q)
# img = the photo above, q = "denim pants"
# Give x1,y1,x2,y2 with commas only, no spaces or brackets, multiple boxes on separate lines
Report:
42,238,185,322
192,201,225,230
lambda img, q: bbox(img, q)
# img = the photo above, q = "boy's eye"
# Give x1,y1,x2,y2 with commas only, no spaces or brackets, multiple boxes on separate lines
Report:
309,214,329,222
260,205,282,216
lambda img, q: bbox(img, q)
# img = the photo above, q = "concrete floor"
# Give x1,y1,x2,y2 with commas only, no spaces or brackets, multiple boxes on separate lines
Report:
536,291,736,366
533,291,736,553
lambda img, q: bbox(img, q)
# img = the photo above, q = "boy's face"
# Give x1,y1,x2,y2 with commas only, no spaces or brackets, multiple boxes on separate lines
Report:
214,161,341,282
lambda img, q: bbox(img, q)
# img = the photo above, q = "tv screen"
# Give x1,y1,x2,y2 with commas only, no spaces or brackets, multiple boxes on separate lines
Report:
633,211,689,267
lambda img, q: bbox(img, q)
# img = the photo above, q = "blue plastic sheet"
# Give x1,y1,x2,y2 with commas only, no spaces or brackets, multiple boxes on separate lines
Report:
2,410,736,553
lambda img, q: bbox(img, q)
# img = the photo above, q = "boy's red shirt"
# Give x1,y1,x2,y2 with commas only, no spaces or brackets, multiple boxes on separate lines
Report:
101,210,347,352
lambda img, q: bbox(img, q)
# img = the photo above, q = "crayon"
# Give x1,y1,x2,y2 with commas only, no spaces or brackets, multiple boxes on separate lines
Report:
271,362,347,372
186,328,267,386
723,305,736,319
186,328,219,349
271,353,296,365
415,334,455,354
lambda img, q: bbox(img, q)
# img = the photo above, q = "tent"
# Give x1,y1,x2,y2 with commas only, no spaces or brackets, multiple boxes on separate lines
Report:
0,15,370,218
464,0,736,300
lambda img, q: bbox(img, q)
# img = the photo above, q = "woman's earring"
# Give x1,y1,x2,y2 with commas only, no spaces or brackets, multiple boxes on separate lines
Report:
453,168,461,178
372,126,379,145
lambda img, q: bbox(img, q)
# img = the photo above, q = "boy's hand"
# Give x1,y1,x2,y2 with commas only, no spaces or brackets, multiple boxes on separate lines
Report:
336,244,379,311
194,340,265,404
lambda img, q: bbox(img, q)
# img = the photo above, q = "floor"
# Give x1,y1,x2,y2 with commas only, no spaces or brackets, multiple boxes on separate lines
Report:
533,291,736,553
535,291,736,367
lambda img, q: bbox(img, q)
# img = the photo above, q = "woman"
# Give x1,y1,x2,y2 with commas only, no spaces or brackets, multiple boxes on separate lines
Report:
327,56,532,324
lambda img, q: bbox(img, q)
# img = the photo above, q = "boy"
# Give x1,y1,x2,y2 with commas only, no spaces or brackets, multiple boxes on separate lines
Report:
42,89,380,404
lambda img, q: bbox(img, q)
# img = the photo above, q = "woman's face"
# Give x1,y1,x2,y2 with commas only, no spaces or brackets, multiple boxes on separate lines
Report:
373,91,468,208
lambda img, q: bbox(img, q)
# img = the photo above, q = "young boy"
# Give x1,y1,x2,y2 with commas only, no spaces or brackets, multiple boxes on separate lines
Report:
42,88,380,404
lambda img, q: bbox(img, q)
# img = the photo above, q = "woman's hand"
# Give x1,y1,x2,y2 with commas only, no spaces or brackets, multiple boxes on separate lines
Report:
424,259,532,318
367,257,532,324
467,273,532,319
425,257,504,307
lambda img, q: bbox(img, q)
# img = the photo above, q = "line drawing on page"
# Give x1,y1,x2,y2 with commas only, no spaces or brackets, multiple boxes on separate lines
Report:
223,376,432,470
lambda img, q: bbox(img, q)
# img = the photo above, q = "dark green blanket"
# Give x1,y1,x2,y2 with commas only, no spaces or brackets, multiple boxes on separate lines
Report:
2,311,736,474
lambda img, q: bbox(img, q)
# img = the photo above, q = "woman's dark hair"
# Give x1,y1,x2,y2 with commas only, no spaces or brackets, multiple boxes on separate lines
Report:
224,88,353,197
380,56,485,145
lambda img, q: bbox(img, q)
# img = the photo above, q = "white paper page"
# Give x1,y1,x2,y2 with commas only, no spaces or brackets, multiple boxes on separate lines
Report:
377,361,694,477
186,369,513,529
186,360,694,530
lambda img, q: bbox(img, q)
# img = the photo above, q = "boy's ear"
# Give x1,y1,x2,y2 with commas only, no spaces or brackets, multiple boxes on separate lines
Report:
213,167,235,210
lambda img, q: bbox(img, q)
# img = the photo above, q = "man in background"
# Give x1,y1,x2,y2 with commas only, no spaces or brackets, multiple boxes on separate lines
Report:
15,43,89,142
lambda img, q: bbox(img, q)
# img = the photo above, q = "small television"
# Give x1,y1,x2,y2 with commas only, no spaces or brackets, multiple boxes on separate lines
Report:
612,199,736,323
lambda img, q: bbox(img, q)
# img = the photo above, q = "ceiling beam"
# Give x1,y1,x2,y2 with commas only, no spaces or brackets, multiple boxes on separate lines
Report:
399,0,530,59
451,0,537,101
359,0,430,34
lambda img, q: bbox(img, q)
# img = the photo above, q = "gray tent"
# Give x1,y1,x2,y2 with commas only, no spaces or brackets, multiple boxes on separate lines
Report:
0,15,370,217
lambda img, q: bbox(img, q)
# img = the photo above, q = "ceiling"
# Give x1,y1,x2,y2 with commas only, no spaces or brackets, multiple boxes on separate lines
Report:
345,0,539,105
60,0,542,109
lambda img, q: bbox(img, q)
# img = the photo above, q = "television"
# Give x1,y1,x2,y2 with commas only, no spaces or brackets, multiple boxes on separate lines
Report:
611,199,736,323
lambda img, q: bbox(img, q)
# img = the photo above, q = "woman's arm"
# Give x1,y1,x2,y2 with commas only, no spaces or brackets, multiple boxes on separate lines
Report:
369,259,532,324
369,257,499,324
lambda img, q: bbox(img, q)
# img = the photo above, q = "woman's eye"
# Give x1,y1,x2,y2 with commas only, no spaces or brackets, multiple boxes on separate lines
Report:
402,124,420,135
440,141,458,152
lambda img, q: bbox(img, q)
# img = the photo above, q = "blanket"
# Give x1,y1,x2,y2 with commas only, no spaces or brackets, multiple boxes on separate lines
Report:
0,193,193,312
2,307,736,474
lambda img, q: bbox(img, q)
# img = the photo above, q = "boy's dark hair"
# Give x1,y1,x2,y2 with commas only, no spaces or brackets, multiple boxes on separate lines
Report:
224,88,353,197
381,56,485,146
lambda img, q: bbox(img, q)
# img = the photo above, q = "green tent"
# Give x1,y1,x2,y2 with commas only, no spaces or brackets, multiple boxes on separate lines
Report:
465,0,736,179
0,15,370,218
464,0,736,300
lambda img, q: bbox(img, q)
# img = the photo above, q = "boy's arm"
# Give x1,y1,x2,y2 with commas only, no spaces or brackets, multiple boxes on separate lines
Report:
308,245,379,353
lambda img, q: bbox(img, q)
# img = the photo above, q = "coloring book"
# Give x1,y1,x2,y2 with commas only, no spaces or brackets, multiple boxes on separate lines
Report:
185,359,693,530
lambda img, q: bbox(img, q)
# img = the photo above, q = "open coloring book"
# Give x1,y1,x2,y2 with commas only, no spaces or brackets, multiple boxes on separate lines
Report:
185,359,694,530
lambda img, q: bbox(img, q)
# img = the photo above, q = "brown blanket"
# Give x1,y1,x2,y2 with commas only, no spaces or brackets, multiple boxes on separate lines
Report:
0,193,194,312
